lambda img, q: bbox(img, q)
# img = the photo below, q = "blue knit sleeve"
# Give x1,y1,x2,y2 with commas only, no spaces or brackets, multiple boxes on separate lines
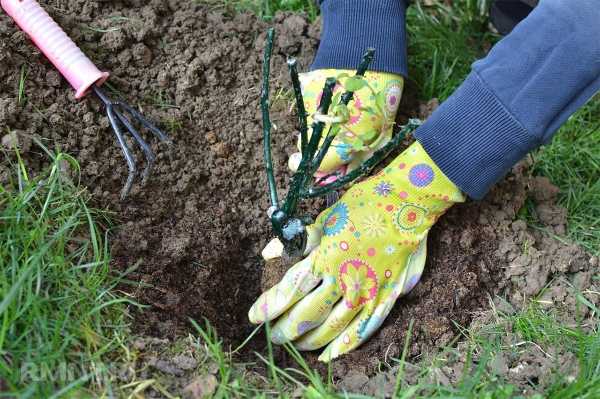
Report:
311,0,408,76
415,0,600,199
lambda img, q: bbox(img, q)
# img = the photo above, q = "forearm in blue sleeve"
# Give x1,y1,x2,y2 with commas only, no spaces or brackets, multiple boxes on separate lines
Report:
311,0,408,76
415,0,600,199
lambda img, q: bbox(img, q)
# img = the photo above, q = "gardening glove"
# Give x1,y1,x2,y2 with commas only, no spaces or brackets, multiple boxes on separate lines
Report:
249,142,465,361
288,69,404,184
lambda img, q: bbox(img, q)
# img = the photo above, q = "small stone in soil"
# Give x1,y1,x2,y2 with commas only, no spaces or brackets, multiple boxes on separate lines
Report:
172,354,198,371
149,358,184,377
183,375,217,399
338,370,369,393
2,131,31,153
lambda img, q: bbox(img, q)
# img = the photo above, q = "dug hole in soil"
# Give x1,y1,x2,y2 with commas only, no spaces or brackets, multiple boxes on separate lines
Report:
1,0,597,383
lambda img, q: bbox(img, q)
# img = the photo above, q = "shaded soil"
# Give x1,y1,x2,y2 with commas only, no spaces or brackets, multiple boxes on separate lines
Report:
1,1,596,392
1,1,321,346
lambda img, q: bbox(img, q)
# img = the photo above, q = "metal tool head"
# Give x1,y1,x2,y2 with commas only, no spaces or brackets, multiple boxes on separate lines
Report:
92,85,172,200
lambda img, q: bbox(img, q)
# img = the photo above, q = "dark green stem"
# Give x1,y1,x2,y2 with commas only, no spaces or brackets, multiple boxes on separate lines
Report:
282,78,337,215
310,48,375,174
287,58,308,155
302,120,421,198
261,28,279,209
340,47,375,104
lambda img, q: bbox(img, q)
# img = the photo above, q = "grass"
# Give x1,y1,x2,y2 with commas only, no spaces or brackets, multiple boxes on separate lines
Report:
17,65,27,106
0,144,135,397
422,298,600,399
83,16,131,34
180,298,599,398
199,0,319,21
532,97,600,255
406,0,497,101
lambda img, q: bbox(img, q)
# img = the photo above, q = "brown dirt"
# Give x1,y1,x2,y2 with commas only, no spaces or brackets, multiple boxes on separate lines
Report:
1,1,596,393
1,1,321,346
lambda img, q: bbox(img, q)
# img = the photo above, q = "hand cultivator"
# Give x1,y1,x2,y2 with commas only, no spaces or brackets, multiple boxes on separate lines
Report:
261,28,421,259
1,0,172,199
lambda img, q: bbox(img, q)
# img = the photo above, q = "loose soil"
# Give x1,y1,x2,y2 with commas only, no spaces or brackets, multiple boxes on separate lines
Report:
1,1,597,394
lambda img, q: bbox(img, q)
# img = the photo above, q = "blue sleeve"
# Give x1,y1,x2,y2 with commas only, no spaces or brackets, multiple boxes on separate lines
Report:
415,0,600,199
311,0,409,76
314,0,600,200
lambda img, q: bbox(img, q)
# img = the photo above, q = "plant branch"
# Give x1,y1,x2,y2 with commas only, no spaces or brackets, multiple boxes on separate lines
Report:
282,78,337,215
261,28,279,209
311,48,375,175
303,120,422,198
287,58,308,156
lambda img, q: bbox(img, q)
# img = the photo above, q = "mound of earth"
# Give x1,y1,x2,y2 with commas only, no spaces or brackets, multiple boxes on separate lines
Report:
1,1,595,385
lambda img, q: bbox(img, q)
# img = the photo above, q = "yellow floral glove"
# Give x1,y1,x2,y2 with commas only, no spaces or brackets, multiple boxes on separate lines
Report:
288,69,404,183
249,142,465,361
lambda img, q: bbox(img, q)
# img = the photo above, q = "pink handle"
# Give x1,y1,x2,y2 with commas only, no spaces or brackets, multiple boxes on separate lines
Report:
1,0,109,99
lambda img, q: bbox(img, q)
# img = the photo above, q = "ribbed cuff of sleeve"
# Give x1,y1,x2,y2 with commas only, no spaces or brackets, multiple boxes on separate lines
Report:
414,72,540,200
311,0,408,76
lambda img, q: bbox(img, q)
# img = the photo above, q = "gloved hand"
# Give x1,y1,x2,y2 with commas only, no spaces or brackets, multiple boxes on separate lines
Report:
287,69,404,183
249,142,465,361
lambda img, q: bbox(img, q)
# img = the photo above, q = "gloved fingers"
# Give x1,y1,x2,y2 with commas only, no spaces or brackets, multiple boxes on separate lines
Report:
260,223,323,261
317,306,373,362
314,141,354,175
317,296,395,362
294,299,362,351
317,238,429,362
248,253,320,324
345,129,393,175
288,138,353,176
399,235,428,296
270,276,341,344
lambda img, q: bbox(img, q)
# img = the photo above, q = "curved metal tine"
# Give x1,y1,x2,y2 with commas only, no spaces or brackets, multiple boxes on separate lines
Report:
107,106,137,200
118,101,172,144
113,106,156,182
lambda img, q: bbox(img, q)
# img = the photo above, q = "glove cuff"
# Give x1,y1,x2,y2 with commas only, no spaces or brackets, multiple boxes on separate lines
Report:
414,72,537,200
384,142,465,215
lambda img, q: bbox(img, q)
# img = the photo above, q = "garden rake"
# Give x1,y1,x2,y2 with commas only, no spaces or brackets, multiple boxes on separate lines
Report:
1,0,172,199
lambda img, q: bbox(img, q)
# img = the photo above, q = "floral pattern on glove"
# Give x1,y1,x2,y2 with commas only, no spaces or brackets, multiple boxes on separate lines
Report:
323,202,349,236
289,69,405,176
339,259,378,309
249,142,466,362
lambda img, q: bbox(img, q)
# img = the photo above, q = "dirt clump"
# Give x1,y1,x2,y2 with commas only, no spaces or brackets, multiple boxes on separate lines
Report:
261,257,290,292
116,336,232,398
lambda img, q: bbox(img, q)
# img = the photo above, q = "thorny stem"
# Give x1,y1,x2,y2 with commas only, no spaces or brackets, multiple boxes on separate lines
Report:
303,120,422,198
261,28,279,209
310,48,375,175
282,77,337,216
287,58,308,156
